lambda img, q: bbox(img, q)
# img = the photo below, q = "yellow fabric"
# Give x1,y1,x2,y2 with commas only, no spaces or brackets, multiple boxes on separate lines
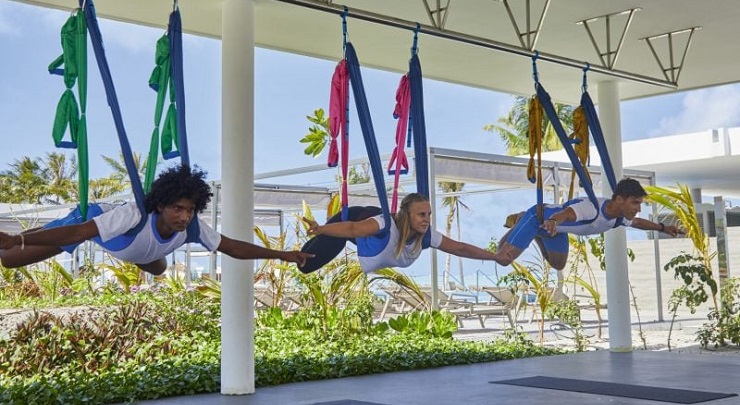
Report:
568,106,591,200
528,96,544,222
504,213,520,229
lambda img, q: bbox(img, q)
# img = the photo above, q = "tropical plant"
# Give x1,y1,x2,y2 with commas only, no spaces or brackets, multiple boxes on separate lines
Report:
0,152,127,205
101,151,148,185
42,152,77,205
299,108,330,158
484,95,574,156
697,277,740,348
0,156,48,203
388,310,458,338
300,108,372,188
646,184,723,346
508,257,558,343
99,260,146,293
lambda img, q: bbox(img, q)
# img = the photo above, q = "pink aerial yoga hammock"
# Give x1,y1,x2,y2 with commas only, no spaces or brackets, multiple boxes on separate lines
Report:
328,59,350,218
387,75,411,214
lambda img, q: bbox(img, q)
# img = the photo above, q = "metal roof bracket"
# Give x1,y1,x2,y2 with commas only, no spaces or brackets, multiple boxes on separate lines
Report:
422,0,451,30
641,27,701,85
497,0,551,51
576,8,640,70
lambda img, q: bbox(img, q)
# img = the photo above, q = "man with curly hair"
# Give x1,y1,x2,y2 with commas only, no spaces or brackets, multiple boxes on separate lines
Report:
0,165,312,274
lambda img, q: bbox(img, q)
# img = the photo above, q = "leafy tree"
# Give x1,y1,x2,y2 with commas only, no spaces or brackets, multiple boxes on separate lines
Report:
42,152,77,205
300,108,330,158
0,157,47,204
484,95,574,156
0,152,135,205
101,151,147,186
300,108,373,189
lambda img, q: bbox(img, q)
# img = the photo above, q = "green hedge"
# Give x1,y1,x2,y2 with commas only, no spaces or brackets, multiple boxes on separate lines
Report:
1,330,561,405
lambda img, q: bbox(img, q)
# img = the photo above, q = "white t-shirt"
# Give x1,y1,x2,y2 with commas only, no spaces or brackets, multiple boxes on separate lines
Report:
556,198,632,235
357,215,443,273
92,203,221,264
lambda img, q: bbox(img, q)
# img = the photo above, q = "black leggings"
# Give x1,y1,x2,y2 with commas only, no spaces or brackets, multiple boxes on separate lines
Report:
299,206,382,274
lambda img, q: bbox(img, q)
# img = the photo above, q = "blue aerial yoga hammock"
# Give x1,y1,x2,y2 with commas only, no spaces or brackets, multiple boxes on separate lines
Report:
532,59,620,225
580,89,618,192
300,24,431,274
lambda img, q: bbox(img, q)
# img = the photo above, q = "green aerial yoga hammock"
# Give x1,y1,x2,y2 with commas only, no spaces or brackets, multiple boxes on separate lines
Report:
144,34,179,192
48,9,89,220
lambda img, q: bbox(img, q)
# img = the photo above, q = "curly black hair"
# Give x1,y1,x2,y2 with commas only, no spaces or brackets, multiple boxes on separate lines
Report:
144,164,213,214
612,178,647,199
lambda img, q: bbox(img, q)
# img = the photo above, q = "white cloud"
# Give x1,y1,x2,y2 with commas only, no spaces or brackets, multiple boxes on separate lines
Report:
650,84,740,137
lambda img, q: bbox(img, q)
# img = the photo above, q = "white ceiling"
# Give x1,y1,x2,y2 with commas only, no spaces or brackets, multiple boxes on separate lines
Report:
10,0,740,199
11,0,740,104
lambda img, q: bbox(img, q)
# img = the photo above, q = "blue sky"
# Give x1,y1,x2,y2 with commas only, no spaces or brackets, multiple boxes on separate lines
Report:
2,1,740,283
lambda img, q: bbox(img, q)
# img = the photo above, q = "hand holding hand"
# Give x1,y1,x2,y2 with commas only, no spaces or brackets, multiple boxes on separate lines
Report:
281,250,314,267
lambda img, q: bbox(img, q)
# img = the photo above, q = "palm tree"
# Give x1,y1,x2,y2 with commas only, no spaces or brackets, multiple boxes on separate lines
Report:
101,151,148,192
438,181,468,289
93,151,150,201
484,95,574,156
0,156,47,204
42,152,77,205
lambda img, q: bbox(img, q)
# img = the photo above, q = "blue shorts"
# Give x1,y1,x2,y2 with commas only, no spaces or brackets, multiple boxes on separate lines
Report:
505,205,569,254
43,204,105,253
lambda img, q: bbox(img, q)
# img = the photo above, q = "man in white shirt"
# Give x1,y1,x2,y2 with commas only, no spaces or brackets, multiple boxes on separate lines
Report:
0,165,312,274
492,178,682,270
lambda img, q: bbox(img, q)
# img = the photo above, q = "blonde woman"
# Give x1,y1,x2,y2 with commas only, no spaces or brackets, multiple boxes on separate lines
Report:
300,193,499,274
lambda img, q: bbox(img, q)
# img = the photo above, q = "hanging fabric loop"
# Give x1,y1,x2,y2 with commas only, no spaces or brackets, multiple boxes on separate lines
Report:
527,96,544,223
568,106,590,200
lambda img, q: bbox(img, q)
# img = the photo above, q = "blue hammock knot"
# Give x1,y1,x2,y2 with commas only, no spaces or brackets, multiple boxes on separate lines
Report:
411,23,420,57
582,63,590,93
531,51,540,89
341,6,349,53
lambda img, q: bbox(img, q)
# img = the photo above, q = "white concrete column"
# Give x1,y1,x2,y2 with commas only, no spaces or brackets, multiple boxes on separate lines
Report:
598,81,632,352
221,0,255,394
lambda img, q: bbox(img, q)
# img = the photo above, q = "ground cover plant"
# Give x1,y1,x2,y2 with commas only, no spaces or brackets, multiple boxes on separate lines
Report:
0,277,564,405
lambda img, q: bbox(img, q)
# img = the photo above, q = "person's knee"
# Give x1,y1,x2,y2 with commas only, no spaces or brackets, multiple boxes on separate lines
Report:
0,256,18,269
145,266,166,276
137,259,167,276
548,254,568,270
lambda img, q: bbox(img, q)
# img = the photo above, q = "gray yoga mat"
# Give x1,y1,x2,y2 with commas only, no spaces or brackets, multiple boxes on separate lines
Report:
491,376,737,404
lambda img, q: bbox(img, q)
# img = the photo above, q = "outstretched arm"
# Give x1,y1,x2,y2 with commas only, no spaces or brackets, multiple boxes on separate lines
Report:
217,235,314,267
630,218,683,237
302,217,380,239
0,221,100,250
437,236,498,261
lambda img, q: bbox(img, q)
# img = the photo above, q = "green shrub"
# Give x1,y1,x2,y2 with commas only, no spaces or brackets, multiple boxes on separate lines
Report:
0,288,564,404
